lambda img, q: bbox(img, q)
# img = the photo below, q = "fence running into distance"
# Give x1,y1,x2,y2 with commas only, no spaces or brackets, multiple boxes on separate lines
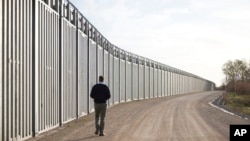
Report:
0,0,215,140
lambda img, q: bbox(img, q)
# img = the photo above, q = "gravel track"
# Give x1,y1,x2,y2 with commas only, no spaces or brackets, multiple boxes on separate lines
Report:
28,91,250,141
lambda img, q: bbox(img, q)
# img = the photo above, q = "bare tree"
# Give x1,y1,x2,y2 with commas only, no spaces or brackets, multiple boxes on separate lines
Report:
223,60,236,82
222,59,249,83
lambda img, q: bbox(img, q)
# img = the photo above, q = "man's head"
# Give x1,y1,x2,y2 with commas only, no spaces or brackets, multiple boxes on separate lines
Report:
99,76,104,82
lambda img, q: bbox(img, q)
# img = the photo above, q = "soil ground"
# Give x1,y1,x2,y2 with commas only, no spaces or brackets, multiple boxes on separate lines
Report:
28,91,250,141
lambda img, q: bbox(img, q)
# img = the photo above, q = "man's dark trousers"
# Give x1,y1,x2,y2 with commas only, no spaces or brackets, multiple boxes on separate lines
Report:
95,103,107,134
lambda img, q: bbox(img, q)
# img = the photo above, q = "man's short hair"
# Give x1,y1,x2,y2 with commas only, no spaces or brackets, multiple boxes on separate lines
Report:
99,76,104,82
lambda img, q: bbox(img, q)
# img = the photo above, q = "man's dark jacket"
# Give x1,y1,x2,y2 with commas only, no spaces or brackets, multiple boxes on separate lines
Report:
90,83,111,103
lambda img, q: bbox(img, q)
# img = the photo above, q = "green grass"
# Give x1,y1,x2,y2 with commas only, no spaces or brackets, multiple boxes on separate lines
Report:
224,92,250,116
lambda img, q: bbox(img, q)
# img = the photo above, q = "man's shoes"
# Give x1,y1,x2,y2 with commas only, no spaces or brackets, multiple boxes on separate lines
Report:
99,132,105,136
95,130,99,135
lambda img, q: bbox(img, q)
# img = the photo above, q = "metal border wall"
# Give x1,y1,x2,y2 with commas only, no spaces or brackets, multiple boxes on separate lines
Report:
36,0,60,133
77,13,88,117
61,2,77,123
1,0,34,140
0,0,215,140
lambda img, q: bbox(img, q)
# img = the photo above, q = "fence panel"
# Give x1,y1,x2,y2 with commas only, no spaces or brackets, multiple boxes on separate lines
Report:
181,74,184,94
179,74,181,94
126,61,132,101
139,64,144,99
104,50,109,91
98,45,104,76
145,66,149,99
154,67,158,97
174,73,177,95
120,60,126,102
183,75,187,93
165,70,168,96
176,73,179,95
37,1,60,132
172,72,174,95
132,63,139,100
88,39,97,112
169,71,172,95
162,69,165,96
1,0,34,140
109,54,114,105
180,74,183,94
114,57,119,104
61,16,77,122
77,30,88,117
158,69,162,97
149,67,154,98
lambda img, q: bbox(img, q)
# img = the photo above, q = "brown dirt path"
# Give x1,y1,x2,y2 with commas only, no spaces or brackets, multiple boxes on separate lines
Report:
28,91,250,141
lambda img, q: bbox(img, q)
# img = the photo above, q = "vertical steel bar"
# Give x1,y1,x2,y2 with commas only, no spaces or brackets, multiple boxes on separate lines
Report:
43,0,46,130
131,57,133,100
8,0,13,138
35,0,40,135
41,1,45,130
143,60,146,99
54,8,58,124
55,9,59,126
162,68,165,97
19,0,24,137
29,0,32,136
75,10,79,118
5,0,10,139
86,22,90,113
169,71,171,95
48,6,52,126
44,5,48,130
48,6,51,127
54,9,57,126
51,7,54,127
149,64,152,98
165,69,168,96
118,50,121,102
24,0,28,135
26,0,30,135
59,0,62,125
158,68,161,97
2,0,5,138
35,1,40,132
0,0,3,139
7,1,12,138
12,0,17,138
137,58,139,99
3,0,8,139
56,9,59,125
16,0,20,139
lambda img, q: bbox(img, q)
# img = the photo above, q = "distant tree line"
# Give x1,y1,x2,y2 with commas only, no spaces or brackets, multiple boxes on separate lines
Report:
222,59,250,94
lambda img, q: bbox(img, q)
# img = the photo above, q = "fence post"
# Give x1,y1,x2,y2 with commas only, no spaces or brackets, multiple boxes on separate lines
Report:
32,0,38,137
0,0,2,139
75,8,79,119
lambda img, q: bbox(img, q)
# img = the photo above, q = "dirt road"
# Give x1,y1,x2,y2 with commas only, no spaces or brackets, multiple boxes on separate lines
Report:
29,91,250,141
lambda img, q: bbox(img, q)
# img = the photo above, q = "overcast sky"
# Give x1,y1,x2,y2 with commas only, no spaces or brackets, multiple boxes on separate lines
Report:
71,0,250,86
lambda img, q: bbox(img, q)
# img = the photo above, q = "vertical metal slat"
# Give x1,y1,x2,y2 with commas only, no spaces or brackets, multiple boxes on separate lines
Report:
0,0,3,139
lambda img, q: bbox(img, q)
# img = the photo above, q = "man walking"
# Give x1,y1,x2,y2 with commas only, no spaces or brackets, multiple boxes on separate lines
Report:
90,76,111,136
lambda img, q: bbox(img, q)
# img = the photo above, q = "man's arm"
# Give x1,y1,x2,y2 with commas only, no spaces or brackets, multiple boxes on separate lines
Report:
90,86,95,98
106,86,111,99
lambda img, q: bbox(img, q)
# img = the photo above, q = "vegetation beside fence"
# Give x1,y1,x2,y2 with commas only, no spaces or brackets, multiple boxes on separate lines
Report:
221,59,250,117
223,92,250,116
